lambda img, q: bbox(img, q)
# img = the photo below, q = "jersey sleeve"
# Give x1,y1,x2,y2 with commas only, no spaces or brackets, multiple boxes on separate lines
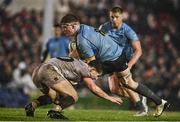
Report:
125,25,139,42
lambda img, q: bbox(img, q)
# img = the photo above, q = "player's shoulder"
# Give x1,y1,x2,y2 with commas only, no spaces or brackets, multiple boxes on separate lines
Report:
98,22,111,33
80,24,94,31
60,34,69,39
122,23,131,28
122,23,134,31
46,38,55,46
78,24,94,39
47,37,56,43
59,35,70,42
75,59,89,69
100,21,111,29
102,21,110,26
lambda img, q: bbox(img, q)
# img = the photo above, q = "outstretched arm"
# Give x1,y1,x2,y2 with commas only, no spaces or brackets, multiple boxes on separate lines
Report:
83,77,122,105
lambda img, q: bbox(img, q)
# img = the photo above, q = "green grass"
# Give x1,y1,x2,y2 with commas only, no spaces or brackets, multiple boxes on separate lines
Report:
0,108,180,121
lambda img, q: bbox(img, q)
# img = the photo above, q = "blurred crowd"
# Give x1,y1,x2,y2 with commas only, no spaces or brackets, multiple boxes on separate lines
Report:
0,0,179,110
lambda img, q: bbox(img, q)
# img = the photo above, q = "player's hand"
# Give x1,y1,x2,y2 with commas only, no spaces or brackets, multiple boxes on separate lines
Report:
108,96,123,105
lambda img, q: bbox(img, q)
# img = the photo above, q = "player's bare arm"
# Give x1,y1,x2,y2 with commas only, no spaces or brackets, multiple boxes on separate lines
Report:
128,41,142,69
83,77,122,105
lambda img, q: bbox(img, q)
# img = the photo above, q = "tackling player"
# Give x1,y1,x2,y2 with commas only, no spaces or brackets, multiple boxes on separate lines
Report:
25,57,122,119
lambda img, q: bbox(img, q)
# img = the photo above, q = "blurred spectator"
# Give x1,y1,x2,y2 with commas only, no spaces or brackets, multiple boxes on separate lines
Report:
0,0,12,9
8,62,36,94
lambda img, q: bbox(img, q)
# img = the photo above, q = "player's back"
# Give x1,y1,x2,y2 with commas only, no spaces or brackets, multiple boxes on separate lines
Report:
47,57,90,83
77,24,124,62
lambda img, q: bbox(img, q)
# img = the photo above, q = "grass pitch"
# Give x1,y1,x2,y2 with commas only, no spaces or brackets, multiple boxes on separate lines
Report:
0,108,180,121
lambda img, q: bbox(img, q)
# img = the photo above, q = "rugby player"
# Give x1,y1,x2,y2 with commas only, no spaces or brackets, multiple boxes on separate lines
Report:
25,57,122,119
98,6,148,116
60,14,170,117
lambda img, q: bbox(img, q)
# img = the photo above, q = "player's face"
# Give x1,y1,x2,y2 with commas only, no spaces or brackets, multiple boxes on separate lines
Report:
61,23,77,37
54,27,61,38
109,12,123,29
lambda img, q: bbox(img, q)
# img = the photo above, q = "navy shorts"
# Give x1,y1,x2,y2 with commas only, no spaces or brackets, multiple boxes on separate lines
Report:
101,52,128,74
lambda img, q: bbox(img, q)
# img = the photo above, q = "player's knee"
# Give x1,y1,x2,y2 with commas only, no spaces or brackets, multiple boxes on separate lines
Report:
117,68,132,87
67,88,78,102
72,92,78,102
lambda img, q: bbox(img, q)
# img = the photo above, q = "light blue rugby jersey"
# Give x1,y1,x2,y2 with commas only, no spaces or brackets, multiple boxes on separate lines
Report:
100,22,139,60
47,35,70,57
76,24,124,62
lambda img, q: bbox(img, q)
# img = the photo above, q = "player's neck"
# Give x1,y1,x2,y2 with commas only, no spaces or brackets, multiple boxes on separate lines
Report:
115,22,123,30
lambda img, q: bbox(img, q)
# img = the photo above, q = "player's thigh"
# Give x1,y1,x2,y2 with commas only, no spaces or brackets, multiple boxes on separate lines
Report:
51,80,78,102
116,68,138,89
47,87,58,101
109,74,129,97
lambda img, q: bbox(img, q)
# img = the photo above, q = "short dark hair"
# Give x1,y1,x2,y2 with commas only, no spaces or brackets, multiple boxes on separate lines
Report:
53,22,61,27
61,14,80,24
110,6,123,13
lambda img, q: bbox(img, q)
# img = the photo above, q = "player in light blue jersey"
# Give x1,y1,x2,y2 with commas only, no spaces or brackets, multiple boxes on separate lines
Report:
41,23,70,63
100,22,137,64
60,14,169,117
99,7,147,116
100,7,141,69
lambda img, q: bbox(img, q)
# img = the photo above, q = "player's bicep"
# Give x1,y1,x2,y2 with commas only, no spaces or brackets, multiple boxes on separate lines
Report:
132,41,142,52
83,77,96,91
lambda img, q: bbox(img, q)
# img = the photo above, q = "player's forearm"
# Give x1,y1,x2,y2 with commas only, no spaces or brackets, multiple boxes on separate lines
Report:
90,84,112,101
128,49,142,68
84,78,111,101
